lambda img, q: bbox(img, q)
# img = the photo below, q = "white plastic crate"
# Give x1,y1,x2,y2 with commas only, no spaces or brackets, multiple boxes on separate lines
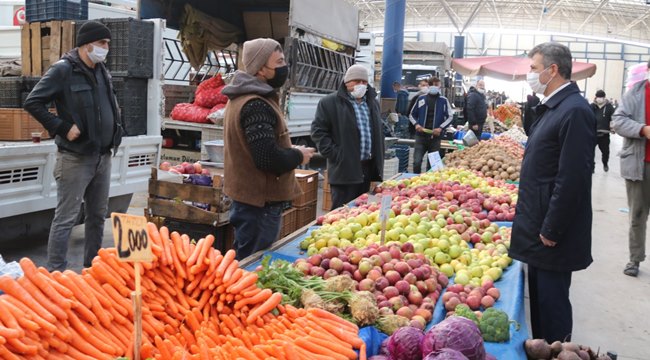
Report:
383,157,399,179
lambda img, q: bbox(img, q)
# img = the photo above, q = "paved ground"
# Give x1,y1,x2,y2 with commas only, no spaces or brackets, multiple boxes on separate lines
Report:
1,136,647,359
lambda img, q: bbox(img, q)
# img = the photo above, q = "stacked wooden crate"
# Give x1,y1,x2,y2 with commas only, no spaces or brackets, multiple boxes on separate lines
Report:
293,169,319,228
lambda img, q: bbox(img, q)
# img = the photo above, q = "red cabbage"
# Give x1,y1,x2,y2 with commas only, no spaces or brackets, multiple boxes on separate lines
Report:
369,356,392,360
388,326,425,360
421,317,486,360
379,338,390,356
424,348,469,360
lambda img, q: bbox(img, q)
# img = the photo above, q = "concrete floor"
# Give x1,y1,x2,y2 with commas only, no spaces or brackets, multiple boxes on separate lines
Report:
1,136,648,359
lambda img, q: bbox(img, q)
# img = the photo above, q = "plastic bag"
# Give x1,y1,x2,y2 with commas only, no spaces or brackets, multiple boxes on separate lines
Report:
463,129,479,147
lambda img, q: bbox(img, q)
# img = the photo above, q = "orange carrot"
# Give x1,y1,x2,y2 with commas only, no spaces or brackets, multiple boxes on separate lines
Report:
17,277,67,321
0,276,56,323
52,271,91,309
216,249,236,278
171,231,188,262
246,292,282,324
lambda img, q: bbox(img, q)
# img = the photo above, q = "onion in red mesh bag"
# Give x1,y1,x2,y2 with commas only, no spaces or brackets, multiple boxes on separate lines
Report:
195,85,228,108
170,103,211,123
196,73,225,93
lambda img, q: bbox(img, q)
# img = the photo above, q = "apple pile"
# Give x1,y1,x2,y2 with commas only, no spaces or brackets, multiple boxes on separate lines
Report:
442,281,500,313
159,161,211,176
295,243,449,330
377,168,518,197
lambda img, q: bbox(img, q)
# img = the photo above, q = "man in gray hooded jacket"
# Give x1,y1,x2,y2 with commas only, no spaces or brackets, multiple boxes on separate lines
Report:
612,59,650,277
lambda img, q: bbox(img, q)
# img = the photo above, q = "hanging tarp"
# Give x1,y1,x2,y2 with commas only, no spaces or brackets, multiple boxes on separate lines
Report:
452,55,597,81
179,4,244,71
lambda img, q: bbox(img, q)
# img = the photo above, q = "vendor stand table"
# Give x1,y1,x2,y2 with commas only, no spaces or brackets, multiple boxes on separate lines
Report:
240,172,529,359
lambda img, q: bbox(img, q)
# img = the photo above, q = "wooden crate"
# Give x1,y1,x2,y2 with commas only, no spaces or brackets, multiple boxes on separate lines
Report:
0,108,49,140
278,207,297,239
322,188,332,211
147,167,230,227
21,20,75,77
323,169,329,191
293,169,319,207
295,202,317,228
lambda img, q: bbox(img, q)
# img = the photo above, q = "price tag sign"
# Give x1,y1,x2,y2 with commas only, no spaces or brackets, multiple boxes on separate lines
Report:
379,195,393,222
427,151,445,172
111,213,153,263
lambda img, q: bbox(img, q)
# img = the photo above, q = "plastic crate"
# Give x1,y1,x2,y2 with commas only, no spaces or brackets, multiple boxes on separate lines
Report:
77,18,154,78
0,78,23,108
26,0,88,22
293,169,319,207
111,77,148,135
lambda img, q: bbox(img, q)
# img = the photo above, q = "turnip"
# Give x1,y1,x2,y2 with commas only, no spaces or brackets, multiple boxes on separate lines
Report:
524,339,551,359
550,341,563,355
577,350,590,360
562,343,580,353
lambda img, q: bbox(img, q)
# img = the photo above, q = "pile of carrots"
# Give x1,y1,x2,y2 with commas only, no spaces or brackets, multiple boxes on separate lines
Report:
0,223,366,359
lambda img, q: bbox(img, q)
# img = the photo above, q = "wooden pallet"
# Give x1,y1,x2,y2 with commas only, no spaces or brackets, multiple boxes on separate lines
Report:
21,21,75,77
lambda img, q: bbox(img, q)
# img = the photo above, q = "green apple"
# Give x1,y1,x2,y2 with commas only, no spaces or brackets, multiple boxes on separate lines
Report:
429,227,442,239
404,225,417,236
448,245,462,259
438,239,450,253
454,271,470,285
469,266,483,278
485,267,503,281
413,242,425,254
440,263,455,277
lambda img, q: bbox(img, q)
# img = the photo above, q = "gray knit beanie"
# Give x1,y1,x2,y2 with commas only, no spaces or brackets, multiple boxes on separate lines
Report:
242,38,282,76
344,64,369,83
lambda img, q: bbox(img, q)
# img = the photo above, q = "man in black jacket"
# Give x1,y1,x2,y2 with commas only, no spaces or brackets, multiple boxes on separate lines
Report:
511,42,596,343
24,21,124,271
466,79,488,139
523,92,540,135
591,90,615,172
311,64,384,209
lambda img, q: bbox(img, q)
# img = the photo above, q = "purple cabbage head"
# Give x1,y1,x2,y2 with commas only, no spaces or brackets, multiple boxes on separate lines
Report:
421,317,486,360
369,356,392,360
388,326,425,360
424,348,470,360
379,338,390,356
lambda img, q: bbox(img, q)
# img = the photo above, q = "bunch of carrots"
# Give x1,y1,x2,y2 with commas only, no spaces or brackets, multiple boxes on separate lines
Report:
0,223,366,359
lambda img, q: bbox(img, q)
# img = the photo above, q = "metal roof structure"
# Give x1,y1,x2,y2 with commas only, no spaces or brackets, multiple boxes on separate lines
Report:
347,0,650,44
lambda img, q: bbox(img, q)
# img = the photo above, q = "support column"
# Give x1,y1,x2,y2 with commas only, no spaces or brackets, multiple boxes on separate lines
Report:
454,35,465,82
380,0,406,99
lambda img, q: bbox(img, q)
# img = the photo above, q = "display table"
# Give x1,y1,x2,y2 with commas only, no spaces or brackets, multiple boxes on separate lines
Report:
241,224,529,359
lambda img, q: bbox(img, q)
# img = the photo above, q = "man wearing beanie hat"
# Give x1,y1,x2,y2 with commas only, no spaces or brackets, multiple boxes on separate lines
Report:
590,89,614,172
24,20,123,271
311,64,384,209
222,38,315,260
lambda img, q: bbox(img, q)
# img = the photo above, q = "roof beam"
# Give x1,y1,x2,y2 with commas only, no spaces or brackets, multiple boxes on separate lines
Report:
461,0,486,33
575,0,608,33
489,0,502,29
619,8,650,33
438,0,463,34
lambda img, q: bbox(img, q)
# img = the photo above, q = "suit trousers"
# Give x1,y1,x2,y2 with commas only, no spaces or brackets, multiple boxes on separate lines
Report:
527,265,573,343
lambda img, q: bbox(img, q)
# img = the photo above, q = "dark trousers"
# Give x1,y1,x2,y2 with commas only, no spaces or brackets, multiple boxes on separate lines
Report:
229,200,283,261
471,124,484,141
413,133,442,174
528,265,573,342
596,134,610,166
330,160,372,209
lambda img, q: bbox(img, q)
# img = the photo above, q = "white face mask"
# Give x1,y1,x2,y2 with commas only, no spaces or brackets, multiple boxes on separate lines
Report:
527,67,553,94
477,88,486,94
428,86,440,95
350,84,367,99
87,44,108,64
419,86,429,94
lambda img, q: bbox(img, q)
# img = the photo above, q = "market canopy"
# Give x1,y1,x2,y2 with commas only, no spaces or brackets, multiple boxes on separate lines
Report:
452,55,597,81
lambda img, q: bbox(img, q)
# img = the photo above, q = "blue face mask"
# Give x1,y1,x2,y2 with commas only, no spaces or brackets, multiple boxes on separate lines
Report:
429,86,440,95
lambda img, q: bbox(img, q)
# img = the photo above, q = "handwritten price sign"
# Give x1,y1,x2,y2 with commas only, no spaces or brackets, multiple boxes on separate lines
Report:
111,213,153,262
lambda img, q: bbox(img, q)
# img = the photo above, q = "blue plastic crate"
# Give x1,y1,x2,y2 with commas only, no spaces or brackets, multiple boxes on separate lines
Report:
25,0,88,22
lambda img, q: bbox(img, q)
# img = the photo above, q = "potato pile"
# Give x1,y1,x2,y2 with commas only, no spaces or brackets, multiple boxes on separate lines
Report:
445,138,523,182
524,339,614,360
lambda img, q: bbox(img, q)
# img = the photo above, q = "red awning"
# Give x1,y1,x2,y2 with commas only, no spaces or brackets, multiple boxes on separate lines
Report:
452,56,597,81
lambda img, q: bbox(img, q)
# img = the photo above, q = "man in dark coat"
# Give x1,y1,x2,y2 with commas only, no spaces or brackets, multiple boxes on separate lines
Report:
311,64,384,210
466,79,487,139
523,92,540,135
590,89,615,172
510,42,596,343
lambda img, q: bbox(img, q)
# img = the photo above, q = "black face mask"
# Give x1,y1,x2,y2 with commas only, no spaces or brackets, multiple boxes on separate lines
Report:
267,65,289,88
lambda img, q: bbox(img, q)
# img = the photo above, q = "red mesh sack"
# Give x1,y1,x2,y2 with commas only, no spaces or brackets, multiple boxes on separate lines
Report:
170,103,212,123
195,85,228,108
196,74,225,94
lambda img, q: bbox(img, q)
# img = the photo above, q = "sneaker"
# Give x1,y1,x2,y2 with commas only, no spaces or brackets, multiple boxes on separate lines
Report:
623,262,639,277
604,164,609,172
